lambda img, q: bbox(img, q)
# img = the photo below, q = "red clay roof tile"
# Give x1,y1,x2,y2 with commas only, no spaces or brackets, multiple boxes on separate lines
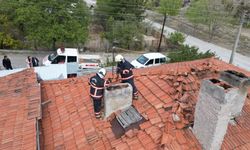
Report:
0,69,41,150
39,58,250,150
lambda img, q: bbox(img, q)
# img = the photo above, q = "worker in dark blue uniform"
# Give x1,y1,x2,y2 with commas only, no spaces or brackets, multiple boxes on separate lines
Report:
89,68,109,119
115,54,139,100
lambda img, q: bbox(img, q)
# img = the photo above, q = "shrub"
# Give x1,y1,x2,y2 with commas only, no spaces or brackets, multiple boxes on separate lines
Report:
169,32,185,45
0,32,22,49
168,45,215,63
105,57,116,67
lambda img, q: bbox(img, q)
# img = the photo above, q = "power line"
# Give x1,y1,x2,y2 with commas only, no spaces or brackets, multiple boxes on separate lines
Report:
0,1,242,18
0,1,242,11
1,1,245,34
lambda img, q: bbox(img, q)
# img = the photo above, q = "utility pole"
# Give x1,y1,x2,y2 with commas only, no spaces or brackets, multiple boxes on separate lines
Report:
229,11,246,64
157,13,167,52
112,46,115,78
112,40,118,78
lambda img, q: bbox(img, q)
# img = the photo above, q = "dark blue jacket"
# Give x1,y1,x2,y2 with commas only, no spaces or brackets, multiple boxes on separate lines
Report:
89,74,109,99
117,60,134,81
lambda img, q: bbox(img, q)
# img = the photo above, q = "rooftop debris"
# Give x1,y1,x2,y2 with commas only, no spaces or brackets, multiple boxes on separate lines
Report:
2,58,250,150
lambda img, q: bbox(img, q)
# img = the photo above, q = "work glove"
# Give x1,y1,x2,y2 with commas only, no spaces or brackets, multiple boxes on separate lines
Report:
115,74,119,81
108,78,112,83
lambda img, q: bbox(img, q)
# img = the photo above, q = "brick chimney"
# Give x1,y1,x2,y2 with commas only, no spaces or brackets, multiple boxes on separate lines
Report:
193,70,250,150
104,83,133,118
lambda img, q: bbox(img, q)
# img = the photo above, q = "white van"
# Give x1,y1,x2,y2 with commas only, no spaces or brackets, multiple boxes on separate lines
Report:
131,53,169,68
42,48,102,69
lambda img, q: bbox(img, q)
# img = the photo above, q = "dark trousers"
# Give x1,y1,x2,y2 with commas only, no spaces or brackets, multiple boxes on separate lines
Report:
92,98,102,113
6,67,13,70
5,65,13,70
122,78,138,96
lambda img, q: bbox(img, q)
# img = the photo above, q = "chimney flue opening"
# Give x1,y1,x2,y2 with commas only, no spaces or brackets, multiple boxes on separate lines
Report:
225,70,247,78
209,78,232,90
210,79,220,84
106,84,129,91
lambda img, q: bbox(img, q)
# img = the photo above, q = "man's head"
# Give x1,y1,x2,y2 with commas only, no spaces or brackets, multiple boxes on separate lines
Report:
115,54,124,63
97,68,106,79
4,56,7,59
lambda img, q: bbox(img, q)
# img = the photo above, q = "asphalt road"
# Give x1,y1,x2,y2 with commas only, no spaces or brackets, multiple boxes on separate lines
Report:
82,1,250,70
0,50,141,70
0,51,50,70
144,19,250,71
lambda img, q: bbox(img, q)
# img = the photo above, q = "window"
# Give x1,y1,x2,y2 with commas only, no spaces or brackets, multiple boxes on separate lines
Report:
160,57,166,63
155,58,160,64
67,56,77,63
51,56,66,64
48,52,58,61
146,59,153,66
136,55,149,65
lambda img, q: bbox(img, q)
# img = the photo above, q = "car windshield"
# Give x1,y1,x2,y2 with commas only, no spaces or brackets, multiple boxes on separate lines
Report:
136,55,149,65
48,52,58,61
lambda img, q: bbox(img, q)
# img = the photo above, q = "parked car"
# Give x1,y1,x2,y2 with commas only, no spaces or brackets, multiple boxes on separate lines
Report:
78,55,102,69
131,53,169,68
42,48,102,69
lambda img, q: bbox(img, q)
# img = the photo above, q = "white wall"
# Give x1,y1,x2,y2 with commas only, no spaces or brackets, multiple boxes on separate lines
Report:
34,64,67,80
0,64,68,80
0,68,25,77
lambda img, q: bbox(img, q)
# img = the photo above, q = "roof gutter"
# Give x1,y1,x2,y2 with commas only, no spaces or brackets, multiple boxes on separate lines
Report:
36,118,41,150
36,83,43,150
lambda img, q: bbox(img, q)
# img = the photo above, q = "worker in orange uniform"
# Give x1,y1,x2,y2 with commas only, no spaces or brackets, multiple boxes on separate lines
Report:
115,54,139,100
89,68,109,119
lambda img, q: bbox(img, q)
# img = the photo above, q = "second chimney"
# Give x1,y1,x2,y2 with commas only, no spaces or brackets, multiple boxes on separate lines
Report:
193,70,250,150
220,70,249,118
193,79,237,150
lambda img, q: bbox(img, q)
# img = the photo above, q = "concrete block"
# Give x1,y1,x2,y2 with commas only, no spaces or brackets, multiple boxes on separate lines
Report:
220,70,247,87
200,80,226,104
230,87,248,117
220,70,250,117
104,83,132,118
193,79,233,150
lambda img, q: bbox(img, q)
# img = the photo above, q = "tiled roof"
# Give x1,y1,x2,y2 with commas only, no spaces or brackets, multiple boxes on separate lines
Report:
41,58,250,150
0,69,41,150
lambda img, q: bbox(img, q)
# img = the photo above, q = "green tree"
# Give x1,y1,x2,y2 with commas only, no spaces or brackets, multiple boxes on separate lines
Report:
185,0,230,41
105,19,143,49
0,14,22,49
145,0,160,9
95,0,146,50
157,0,182,51
0,1,24,49
0,0,89,50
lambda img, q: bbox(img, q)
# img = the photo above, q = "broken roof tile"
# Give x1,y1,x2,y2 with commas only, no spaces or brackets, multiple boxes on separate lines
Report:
36,58,250,150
